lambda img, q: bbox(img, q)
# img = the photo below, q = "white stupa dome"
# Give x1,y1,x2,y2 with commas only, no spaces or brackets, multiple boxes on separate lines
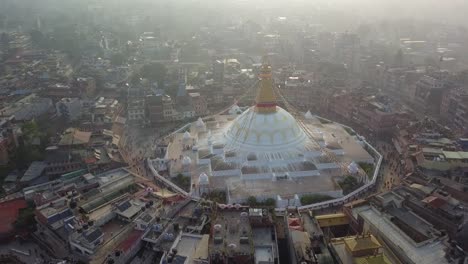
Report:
183,131,191,140
182,156,192,165
198,172,209,185
196,117,205,128
347,162,359,174
225,106,307,152
304,110,313,119
224,61,307,152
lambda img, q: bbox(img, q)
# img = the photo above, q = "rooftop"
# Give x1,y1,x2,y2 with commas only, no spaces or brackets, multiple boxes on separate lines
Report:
20,161,47,183
58,128,92,146
210,210,253,256
356,205,448,264
0,198,27,234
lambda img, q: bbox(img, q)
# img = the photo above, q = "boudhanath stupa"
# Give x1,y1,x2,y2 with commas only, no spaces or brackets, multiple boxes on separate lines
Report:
150,60,377,205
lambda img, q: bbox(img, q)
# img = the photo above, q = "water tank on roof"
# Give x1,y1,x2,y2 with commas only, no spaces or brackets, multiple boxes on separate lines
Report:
228,243,237,249
153,224,162,231
163,233,174,241
182,156,192,165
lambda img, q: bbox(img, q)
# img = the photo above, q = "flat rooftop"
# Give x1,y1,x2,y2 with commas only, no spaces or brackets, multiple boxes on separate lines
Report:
253,227,278,264
210,210,253,256
357,206,448,264
169,233,207,263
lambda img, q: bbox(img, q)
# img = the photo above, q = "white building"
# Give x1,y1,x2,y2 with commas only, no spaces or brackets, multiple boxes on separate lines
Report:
127,98,145,122
69,228,104,256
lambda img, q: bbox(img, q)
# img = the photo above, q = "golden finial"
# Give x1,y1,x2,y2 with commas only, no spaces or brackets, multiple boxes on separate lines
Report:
255,56,277,113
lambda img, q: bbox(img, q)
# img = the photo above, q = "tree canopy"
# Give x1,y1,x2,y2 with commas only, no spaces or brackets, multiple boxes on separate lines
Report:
141,62,167,86
339,176,363,195
300,194,334,205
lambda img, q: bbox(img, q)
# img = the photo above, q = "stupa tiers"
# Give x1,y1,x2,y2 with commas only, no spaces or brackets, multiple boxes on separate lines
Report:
157,61,376,204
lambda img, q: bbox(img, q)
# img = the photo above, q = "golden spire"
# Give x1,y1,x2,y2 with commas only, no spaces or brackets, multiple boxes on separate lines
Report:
255,57,277,113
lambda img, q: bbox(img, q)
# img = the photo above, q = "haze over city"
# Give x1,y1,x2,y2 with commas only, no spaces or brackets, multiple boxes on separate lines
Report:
0,1,467,264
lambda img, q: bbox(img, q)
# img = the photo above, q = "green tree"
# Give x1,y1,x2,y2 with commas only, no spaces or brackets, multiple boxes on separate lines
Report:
246,196,257,206
173,173,191,191
141,63,167,86
358,162,374,178
339,176,362,195
22,120,42,143
14,121,47,169
300,194,334,205
14,202,36,232
264,198,276,206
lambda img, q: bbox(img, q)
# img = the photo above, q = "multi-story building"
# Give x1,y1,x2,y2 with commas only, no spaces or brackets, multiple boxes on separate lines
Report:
0,117,18,165
344,193,452,264
189,93,207,117
327,91,408,135
414,74,452,117
440,88,468,132
127,85,145,123
281,76,314,110
213,60,224,84
334,33,360,73
56,98,82,122
76,77,96,98
44,148,84,178
330,235,391,264
43,83,79,99
69,227,104,256
145,94,164,124
0,94,54,121
162,95,176,121
208,207,279,264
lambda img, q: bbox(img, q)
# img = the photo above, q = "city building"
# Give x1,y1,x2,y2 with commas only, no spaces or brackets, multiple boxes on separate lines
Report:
69,227,104,256
209,208,254,263
56,98,82,122
414,74,452,117
127,85,146,123
330,235,391,264
0,117,18,165
188,93,208,117
213,60,224,84
146,94,164,124
127,98,145,123
344,191,452,264
0,94,53,121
